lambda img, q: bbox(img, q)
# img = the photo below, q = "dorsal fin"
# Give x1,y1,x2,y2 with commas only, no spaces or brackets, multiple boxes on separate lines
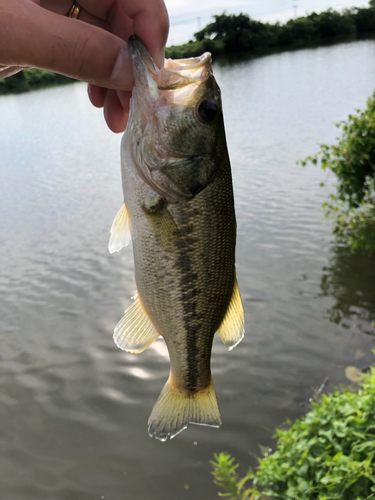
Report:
114,292,160,353
217,277,245,351
108,202,131,254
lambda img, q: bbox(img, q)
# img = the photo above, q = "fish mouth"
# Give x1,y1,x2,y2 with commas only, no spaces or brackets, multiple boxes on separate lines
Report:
128,35,159,73
128,35,160,100
128,35,212,98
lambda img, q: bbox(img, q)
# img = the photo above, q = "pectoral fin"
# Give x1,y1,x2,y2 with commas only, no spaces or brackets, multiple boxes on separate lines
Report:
217,277,245,351
147,206,187,253
114,292,160,353
108,202,131,254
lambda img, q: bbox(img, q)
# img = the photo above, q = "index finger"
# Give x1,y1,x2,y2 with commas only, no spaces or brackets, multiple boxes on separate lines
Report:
119,0,169,68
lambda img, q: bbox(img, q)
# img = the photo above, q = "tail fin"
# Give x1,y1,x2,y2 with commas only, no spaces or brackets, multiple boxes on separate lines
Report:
148,375,221,442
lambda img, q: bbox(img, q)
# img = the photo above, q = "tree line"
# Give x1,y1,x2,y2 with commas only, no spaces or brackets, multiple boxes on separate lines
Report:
0,69,75,95
166,1,375,59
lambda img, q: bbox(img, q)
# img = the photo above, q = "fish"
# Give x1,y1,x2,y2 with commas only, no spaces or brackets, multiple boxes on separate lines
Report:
109,35,245,442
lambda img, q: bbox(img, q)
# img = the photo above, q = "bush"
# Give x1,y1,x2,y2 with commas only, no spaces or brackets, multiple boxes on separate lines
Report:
314,9,356,38
278,18,316,45
0,71,29,93
352,7,375,33
211,365,375,500
301,91,375,252
333,198,375,252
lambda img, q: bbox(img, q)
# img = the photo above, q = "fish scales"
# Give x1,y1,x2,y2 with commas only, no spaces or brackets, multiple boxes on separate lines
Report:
109,36,245,441
129,157,236,392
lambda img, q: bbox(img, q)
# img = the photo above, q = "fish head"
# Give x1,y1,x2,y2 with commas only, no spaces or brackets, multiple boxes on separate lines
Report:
126,36,227,202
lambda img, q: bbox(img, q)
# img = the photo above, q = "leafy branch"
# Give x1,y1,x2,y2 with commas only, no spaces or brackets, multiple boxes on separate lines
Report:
211,452,254,500
301,91,375,252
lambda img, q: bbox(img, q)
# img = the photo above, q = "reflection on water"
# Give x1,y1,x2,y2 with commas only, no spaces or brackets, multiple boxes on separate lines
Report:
320,245,375,334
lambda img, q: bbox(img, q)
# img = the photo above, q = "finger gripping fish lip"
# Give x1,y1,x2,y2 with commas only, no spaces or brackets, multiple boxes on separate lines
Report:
128,33,213,92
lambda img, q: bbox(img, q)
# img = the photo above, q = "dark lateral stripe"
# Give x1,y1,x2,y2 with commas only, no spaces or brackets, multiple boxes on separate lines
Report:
175,240,201,392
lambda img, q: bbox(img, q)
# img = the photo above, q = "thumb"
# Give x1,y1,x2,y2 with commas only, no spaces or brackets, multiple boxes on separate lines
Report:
0,1,134,90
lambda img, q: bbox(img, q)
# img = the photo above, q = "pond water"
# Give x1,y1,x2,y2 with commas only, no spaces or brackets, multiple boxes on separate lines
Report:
1,39,375,500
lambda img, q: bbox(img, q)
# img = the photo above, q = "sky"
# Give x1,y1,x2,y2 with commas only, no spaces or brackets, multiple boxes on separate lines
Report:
164,0,370,45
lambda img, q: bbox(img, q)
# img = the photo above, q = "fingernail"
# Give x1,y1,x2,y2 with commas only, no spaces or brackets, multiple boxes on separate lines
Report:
154,48,165,69
110,48,134,90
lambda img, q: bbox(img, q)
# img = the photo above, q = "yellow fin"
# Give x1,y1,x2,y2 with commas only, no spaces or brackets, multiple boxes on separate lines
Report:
113,292,159,353
148,375,221,442
108,202,131,254
217,277,245,351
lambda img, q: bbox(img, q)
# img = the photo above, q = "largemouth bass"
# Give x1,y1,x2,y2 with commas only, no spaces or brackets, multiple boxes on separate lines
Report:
109,36,244,442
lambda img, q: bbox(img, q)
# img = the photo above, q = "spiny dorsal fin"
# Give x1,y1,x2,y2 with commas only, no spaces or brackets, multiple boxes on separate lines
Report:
217,277,245,351
108,202,131,254
113,292,160,353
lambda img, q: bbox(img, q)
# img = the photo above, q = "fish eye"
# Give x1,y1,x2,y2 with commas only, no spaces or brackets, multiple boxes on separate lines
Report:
198,100,218,122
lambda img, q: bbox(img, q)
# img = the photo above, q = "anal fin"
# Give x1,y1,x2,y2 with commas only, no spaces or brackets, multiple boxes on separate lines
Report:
114,292,160,353
108,202,131,254
217,276,245,351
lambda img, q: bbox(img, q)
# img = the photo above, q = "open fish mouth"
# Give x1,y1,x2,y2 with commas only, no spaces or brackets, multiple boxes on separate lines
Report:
128,35,213,104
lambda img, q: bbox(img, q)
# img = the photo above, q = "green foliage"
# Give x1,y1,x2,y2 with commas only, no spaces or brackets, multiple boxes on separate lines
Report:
352,6,375,33
212,366,375,500
0,69,75,95
0,71,29,93
305,93,375,208
194,13,278,53
333,199,375,252
166,39,225,59
278,17,316,45
301,91,375,252
314,9,356,38
211,452,254,500
252,366,375,499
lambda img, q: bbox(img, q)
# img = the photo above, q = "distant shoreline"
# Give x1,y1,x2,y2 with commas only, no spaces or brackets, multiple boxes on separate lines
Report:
210,32,375,67
0,69,76,96
1,5,375,96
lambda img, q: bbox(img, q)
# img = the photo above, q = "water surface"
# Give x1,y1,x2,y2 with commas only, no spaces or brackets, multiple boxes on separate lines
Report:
1,39,375,499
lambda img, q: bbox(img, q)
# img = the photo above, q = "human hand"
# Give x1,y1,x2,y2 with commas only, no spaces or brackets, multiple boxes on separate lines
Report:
0,0,169,132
